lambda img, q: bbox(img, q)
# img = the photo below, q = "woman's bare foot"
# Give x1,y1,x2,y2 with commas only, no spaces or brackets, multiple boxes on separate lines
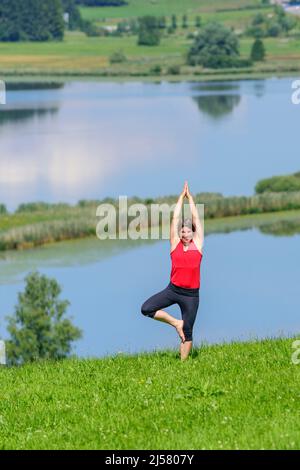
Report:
174,320,185,343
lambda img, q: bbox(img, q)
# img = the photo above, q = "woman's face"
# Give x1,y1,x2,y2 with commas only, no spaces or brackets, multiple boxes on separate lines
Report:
180,226,193,243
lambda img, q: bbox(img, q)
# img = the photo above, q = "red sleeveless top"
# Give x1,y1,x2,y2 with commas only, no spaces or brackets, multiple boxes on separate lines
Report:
170,239,203,289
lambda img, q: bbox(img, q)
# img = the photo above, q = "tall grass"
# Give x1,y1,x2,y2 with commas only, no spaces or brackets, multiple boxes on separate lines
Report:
1,191,300,251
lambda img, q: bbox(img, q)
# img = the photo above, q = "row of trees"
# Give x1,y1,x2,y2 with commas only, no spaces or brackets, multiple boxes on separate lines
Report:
0,0,105,41
75,0,127,5
137,18,265,67
246,4,297,38
0,0,64,41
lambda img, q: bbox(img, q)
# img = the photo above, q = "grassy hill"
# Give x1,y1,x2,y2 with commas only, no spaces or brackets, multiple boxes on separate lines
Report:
0,336,299,449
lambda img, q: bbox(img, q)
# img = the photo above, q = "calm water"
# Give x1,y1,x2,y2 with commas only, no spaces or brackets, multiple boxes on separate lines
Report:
0,77,299,212
0,226,299,358
0,77,299,357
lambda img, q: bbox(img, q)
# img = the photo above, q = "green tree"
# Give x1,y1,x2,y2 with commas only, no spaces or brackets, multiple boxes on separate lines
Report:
182,14,188,29
251,38,265,61
137,16,161,46
171,14,177,30
0,204,7,214
6,270,82,365
62,0,82,31
252,13,265,26
195,16,201,28
158,16,166,29
187,22,241,69
0,0,64,41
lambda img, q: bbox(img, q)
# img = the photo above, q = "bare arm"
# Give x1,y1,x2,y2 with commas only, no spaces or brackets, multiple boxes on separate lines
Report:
170,183,186,249
186,185,204,252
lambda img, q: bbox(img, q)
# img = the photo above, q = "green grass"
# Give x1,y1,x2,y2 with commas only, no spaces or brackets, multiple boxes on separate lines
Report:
1,336,299,449
1,30,300,78
80,0,263,21
0,0,299,78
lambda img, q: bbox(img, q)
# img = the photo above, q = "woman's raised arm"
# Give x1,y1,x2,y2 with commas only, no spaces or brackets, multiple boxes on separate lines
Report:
186,183,204,253
170,182,187,250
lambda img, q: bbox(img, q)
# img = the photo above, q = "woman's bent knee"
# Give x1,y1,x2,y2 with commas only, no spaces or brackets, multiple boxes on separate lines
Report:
141,302,156,318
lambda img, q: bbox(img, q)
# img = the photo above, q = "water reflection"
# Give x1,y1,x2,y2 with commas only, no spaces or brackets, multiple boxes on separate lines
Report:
192,94,241,119
0,107,59,127
259,219,300,236
1,213,299,284
0,222,299,358
6,82,65,91
253,80,266,98
0,78,298,211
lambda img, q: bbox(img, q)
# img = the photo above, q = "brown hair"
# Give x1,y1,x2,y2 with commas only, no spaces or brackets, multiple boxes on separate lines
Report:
180,217,195,232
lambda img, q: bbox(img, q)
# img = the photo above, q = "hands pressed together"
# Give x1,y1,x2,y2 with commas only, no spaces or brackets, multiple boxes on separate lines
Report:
181,180,192,199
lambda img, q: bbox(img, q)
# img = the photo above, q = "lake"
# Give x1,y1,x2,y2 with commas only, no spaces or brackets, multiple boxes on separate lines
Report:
0,77,299,212
0,77,299,358
0,224,299,358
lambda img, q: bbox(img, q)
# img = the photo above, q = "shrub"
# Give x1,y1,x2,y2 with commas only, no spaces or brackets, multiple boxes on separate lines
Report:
109,50,127,64
167,65,181,75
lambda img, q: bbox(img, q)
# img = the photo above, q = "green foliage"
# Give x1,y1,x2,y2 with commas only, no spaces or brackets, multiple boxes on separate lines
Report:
195,15,201,28
80,18,100,36
251,38,265,61
171,14,177,29
62,0,82,31
149,64,162,75
5,270,82,365
0,203,7,214
246,4,298,38
187,22,243,69
75,0,127,5
158,15,166,29
109,49,127,63
137,15,161,46
255,172,300,194
0,0,64,41
182,14,188,29
16,201,70,212
167,64,181,75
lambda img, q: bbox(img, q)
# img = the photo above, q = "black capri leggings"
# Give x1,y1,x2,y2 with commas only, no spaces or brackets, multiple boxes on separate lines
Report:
141,282,199,342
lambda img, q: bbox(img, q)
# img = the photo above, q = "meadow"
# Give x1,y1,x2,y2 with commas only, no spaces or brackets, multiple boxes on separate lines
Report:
1,336,299,449
0,0,299,78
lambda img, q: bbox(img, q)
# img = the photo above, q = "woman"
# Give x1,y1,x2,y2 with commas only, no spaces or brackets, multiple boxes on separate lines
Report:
141,181,204,361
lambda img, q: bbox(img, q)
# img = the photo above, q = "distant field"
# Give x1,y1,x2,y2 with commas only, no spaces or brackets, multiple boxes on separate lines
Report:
0,0,299,78
1,30,300,76
80,0,263,21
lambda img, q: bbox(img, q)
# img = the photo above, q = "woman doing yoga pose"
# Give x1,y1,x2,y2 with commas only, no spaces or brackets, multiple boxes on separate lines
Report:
141,181,204,361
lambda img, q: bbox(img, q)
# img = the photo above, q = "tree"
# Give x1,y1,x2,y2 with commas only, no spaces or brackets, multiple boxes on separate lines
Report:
62,0,82,31
137,16,161,46
195,16,201,28
187,22,241,69
0,0,64,41
251,38,265,61
6,270,82,365
182,14,188,29
171,14,177,30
